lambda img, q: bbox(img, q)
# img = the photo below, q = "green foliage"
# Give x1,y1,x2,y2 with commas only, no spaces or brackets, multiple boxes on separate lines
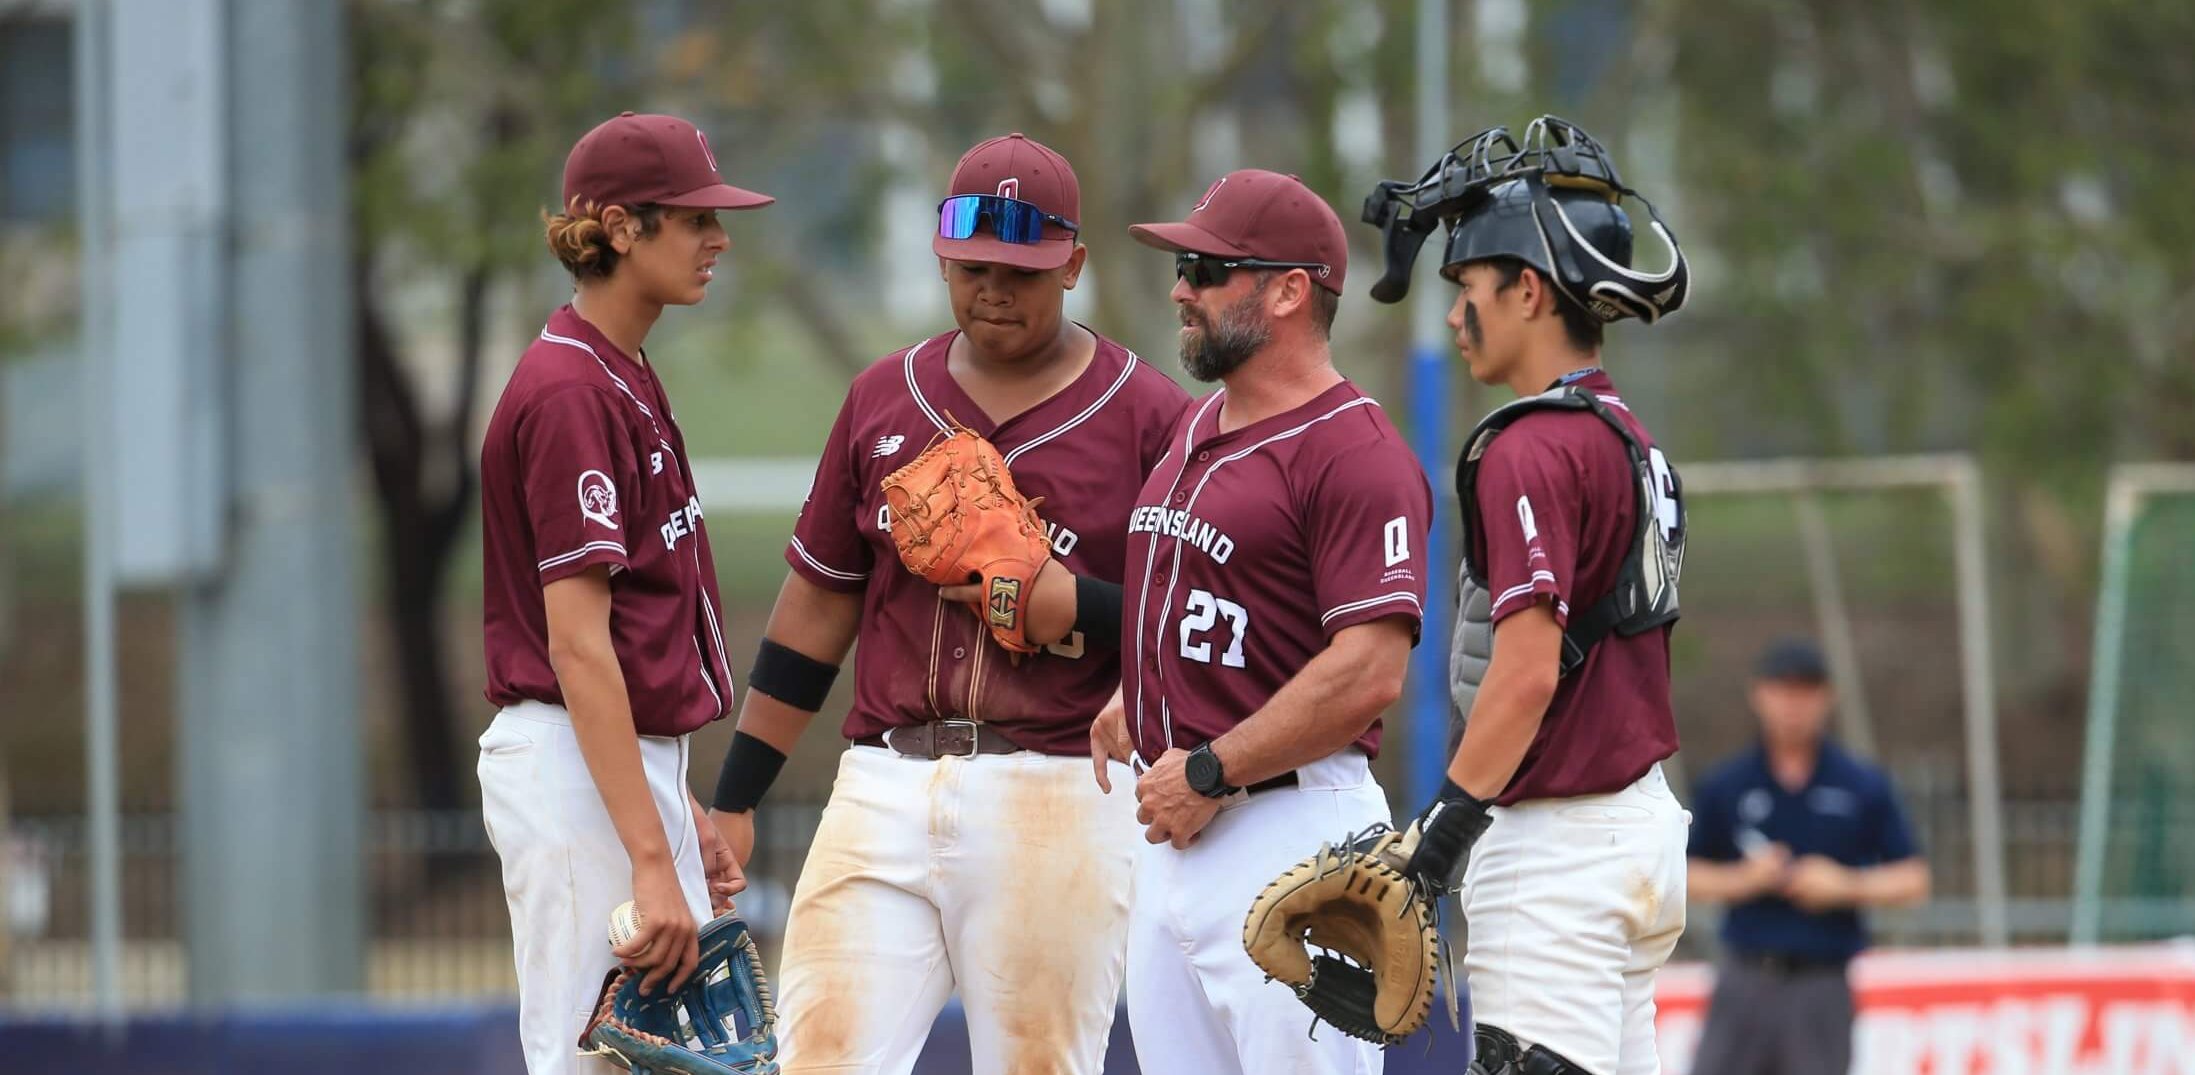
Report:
350,0,642,280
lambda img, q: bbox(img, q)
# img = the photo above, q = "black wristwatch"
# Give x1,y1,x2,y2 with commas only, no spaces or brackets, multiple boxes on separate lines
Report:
1185,742,1237,798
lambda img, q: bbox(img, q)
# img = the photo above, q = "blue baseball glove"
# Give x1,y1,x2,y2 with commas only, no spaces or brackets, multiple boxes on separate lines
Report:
580,913,780,1075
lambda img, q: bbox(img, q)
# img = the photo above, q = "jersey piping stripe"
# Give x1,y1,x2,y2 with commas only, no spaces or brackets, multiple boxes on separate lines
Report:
1147,392,1379,753
693,637,725,714
693,543,735,715
900,339,950,432
1132,391,1227,754
538,540,627,572
539,329,662,427
789,536,867,581
1002,354,1139,466
1491,572,1558,609
1154,394,1381,704
1319,591,1424,626
1158,392,1378,658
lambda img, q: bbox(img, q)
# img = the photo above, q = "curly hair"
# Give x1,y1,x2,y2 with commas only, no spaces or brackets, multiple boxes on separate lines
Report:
543,197,665,280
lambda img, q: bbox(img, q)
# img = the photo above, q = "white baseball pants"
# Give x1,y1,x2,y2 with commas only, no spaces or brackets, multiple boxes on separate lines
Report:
477,700,712,1075
1462,761,1691,1075
1124,749,1391,1075
774,744,1139,1074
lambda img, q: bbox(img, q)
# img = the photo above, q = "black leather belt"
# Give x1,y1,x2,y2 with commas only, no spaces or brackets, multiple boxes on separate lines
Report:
1730,950,1850,975
1243,772,1299,795
857,720,1021,759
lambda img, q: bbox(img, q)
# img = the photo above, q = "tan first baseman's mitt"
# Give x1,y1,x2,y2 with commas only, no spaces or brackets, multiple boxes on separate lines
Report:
880,423,1052,654
1243,824,1451,1045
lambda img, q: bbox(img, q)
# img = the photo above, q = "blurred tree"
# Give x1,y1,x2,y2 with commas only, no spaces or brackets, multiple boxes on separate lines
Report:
349,0,640,809
671,0,1426,373
1643,0,2195,702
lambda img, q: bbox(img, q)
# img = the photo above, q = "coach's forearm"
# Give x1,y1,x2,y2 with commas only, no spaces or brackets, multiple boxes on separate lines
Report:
1688,858,1773,904
736,572,863,753
1210,618,1413,787
1446,604,1561,800
547,572,673,868
1854,857,1932,908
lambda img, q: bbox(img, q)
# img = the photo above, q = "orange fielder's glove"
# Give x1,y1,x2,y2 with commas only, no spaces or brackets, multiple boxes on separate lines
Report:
880,423,1053,655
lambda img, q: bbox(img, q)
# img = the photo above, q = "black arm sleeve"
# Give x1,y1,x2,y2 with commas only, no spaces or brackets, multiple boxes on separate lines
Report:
1073,575,1124,647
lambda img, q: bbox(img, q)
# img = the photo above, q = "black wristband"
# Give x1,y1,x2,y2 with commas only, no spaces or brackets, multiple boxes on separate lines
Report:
1072,575,1123,647
1438,777,1489,809
748,637,839,713
711,731,788,813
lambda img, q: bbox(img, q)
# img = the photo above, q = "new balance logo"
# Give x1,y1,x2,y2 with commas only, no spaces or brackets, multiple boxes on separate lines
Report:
873,435,907,458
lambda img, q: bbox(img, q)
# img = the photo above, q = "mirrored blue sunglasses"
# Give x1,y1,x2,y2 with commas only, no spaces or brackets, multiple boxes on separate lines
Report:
938,194,1079,245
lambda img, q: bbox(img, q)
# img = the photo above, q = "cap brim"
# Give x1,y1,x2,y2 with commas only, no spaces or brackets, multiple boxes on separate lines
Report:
931,234,1076,271
1126,221,1254,258
659,182,775,210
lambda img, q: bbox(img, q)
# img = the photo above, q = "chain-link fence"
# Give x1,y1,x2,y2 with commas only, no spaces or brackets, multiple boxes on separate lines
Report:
7,762,2175,1009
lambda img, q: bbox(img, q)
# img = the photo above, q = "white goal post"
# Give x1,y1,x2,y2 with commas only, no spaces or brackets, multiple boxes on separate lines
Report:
2070,463,2195,945
1679,454,2008,949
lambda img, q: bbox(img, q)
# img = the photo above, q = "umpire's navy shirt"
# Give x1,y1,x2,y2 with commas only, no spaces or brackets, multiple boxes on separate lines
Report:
1687,741,1919,964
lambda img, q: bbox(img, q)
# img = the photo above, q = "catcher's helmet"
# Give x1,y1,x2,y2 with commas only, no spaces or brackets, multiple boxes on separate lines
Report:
1362,116,1688,323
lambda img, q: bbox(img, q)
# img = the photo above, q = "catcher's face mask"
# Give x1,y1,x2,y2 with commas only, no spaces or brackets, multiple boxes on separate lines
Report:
1361,116,1688,323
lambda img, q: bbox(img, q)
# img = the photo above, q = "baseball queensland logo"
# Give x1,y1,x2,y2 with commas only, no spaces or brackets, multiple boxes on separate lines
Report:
996,177,1020,200
577,469,619,529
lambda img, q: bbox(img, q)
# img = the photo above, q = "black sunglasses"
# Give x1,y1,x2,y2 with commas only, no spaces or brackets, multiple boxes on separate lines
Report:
1174,251,1331,289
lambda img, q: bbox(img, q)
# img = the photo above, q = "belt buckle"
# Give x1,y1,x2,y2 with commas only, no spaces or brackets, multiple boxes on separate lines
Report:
937,719,981,758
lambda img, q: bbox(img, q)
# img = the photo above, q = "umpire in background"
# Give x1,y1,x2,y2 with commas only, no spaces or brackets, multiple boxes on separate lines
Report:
1685,638,1931,1075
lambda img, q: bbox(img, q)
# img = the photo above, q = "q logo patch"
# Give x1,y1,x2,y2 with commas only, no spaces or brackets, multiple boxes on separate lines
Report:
577,470,620,530
1193,176,1227,212
997,177,1020,200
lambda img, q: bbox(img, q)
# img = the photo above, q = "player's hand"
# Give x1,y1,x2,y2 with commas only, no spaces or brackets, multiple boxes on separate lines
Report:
1135,747,1222,849
1738,841,1794,899
710,806,759,869
1090,689,1132,793
692,795,744,915
939,557,1076,646
1781,853,1857,911
616,858,700,996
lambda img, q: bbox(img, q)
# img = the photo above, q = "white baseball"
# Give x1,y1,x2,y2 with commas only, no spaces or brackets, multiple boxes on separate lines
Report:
608,900,644,949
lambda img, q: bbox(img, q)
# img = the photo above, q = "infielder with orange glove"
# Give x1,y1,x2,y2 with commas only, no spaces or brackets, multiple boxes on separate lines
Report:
706,133,1187,1074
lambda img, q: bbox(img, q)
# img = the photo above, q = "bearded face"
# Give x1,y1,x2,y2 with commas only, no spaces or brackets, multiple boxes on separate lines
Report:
1177,275,1273,382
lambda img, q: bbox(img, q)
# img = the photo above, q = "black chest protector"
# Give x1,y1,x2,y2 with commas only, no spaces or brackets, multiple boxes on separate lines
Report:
1455,386,1686,677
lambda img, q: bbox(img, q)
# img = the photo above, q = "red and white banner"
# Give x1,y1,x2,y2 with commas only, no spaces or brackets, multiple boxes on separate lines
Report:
1656,944,2195,1075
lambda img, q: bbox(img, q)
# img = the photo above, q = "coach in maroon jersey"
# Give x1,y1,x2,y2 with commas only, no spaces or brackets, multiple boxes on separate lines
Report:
1112,169,1433,1075
705,133,1188,1073
478,112,766,1075
1362,117,1694,1075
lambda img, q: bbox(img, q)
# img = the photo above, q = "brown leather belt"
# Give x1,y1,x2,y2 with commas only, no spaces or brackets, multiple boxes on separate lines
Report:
857,720,1021,759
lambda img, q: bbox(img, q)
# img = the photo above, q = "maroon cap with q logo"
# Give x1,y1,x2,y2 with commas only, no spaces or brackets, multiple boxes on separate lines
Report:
1130,169,1347,293
562,112,774,213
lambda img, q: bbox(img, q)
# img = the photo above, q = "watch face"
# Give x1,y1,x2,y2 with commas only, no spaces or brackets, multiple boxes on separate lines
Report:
1188,748,1223,795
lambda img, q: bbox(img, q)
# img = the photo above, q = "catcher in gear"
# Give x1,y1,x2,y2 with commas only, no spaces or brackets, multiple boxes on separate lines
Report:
1362,116,1692,1075
704,133,1188,1074
582,914,780,1075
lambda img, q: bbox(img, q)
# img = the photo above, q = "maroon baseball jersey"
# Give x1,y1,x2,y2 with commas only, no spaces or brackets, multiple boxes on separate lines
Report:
481,305,734,737
784,329,1190,756
1124,381,1433,761
1472,369,1680,804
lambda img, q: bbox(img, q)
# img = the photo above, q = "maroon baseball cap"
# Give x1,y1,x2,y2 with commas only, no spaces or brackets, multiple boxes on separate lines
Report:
932,133,1081,271
1130,169,1348,293
562,111,773,213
